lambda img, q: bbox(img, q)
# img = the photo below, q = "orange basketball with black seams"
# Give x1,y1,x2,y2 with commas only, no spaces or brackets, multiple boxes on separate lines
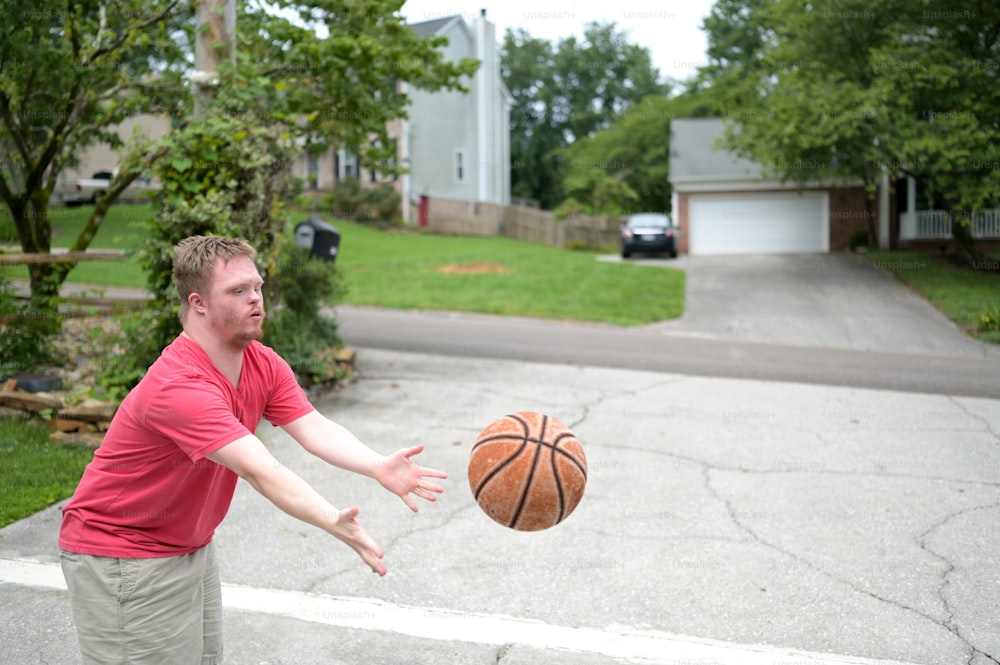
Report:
468,412,587,531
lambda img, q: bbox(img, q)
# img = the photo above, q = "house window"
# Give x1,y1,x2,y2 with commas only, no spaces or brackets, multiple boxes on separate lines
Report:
454,149,466,183
307,153,320,189
344,151,356,179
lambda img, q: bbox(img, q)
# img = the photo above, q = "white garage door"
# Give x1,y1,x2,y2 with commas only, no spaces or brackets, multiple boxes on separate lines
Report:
688,193,828,255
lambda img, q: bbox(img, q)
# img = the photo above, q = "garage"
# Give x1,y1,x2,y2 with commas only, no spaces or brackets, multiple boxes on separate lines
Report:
687,192,829,255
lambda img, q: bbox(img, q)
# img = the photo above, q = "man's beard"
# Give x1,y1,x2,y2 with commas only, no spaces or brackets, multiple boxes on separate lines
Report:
224,311,265,350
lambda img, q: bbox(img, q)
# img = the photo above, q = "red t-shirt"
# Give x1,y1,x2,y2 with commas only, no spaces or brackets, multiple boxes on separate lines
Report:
59,335,314,558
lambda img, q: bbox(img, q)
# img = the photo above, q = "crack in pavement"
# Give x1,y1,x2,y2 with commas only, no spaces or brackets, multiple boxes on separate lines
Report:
585,439,1000,663
494,642,512,664
304,502,478,594
915,501,1000,665
588,442,1000,490
557,375,692,436
947,396,1000,445
700,465,1000,665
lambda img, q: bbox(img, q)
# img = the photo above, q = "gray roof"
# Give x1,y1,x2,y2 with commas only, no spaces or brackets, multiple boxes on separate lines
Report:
669,118,762,183
408,15,461,38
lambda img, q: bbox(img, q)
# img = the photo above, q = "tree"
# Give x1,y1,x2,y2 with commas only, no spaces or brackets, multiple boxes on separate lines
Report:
502,22,670,209
867,0,1000,259
501,29,559,206
0,0,479,314
0,0,188,316
686,0,776,113
705,0,889,246
557,93,716,215
236,0,478,169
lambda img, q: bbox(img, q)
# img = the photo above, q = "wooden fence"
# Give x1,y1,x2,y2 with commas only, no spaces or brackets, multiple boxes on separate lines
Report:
1,249,145,318
424,197,621,249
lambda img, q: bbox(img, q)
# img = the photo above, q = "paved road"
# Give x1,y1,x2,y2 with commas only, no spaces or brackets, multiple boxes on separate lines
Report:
332,306,1000,399
333,253,1000,398
2,348,999,665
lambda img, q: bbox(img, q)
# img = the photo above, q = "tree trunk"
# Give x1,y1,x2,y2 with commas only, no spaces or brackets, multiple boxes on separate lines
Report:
20,195,64,334
950,216,981,266
933,192,983,266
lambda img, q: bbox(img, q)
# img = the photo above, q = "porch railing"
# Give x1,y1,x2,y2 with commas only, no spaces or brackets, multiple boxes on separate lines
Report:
901,208,1000,240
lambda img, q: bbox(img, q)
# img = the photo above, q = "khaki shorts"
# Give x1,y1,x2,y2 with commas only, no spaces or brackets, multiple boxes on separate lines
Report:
60,542,222,665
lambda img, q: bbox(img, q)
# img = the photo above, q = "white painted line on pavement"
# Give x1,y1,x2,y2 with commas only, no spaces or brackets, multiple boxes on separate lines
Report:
2,557,919,665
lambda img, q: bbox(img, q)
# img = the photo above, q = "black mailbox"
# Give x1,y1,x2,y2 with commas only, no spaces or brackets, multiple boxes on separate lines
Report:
294,215,340,263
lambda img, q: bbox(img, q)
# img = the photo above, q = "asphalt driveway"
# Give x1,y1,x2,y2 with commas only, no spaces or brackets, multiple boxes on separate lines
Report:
606,253,998,359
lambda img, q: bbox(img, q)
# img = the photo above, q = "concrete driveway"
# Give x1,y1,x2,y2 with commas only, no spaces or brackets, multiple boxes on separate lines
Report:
604,253,998,359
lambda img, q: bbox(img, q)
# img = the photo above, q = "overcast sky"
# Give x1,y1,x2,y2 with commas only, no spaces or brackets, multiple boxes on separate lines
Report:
399,0,718,85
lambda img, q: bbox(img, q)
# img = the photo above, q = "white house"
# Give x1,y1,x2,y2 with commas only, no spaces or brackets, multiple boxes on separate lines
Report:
402,11,512,220
297,10,513,223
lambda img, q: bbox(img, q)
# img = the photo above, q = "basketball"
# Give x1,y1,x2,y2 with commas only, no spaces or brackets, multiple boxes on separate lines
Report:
468,412,588,531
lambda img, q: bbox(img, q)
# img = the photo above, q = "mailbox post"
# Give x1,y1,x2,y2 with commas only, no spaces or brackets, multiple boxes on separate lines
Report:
294,215,341,263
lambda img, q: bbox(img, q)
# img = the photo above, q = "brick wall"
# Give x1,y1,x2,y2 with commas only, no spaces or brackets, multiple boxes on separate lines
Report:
828,186,877,251
675,194,690,254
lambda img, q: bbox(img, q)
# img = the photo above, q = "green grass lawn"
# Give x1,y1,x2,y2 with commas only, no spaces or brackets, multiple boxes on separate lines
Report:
1,203,149,287
865,250,1000,342
331,220,685,326
4,205,687,326
0,416,92,527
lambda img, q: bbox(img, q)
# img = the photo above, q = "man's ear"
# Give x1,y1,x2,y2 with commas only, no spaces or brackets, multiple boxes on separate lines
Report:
188,292,207,315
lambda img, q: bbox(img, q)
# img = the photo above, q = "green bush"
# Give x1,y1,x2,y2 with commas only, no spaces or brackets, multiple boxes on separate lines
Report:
263,244,347,386
978,304,1000,333
99,85,347,393
322,178,400,222
0,277,59,372
849,230,870,252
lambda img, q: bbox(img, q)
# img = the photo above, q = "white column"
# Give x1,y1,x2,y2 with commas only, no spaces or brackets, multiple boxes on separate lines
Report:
899,175,918,240
878,171,890,249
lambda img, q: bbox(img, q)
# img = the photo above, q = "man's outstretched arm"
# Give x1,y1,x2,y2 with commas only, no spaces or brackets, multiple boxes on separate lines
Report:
281,410,447,512
207,434,387,575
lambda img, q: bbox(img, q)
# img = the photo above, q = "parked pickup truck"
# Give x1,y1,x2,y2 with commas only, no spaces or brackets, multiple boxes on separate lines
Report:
53,170,161,206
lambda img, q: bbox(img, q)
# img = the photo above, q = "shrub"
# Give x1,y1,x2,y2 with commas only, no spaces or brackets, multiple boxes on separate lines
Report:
98,86,347,393
322,178,400,222
849,230,870,252
263,244,347,386
978,304,1000,333
0,277,59,372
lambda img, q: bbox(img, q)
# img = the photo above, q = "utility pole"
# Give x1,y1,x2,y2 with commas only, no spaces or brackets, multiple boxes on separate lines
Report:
193,0,236,116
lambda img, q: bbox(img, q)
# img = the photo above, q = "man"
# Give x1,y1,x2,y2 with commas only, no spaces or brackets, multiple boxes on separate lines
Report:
59,235,447,664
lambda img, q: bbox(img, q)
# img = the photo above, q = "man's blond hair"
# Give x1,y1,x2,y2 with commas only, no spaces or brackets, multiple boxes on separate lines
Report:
173,236,257,319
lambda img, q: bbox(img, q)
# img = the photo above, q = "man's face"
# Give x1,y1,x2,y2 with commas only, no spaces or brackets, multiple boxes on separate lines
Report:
201,256,266,349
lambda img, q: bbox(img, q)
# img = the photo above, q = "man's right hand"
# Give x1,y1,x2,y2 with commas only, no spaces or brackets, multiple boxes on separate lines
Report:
329,506,386,576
